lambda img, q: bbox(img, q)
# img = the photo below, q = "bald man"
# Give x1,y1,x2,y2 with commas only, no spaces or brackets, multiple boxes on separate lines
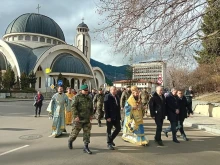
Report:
149,86,166,146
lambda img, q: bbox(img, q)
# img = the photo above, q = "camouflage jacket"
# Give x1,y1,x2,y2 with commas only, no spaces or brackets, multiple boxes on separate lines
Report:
120,90,131,109
93,93,104,110
72,93,93,123
139,91,150,105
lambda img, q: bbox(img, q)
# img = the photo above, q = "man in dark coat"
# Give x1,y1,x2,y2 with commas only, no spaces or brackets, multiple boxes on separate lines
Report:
165,88,180,143
149,86,166,146
163,90,193,141
34,91,44,117
177,90,193,141
104,86,121,150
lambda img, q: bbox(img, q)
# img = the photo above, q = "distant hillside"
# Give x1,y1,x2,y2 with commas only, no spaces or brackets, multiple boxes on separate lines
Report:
90,59,129,82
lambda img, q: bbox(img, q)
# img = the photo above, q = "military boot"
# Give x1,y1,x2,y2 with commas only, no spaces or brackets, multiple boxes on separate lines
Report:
83,144,92,154
68,140,73,149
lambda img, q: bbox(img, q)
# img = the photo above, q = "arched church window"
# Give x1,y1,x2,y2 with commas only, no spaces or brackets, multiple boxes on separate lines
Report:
40,37,45,42
37,66,42,71
32,36,38,41
25,35,30,41
39,77,41,88
18,35,23,40
47,38,51,43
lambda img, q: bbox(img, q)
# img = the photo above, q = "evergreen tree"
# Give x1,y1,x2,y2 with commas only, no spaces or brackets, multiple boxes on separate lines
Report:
196,0,220,64
2,65,16,90
28,71,37,88
20,72,29,89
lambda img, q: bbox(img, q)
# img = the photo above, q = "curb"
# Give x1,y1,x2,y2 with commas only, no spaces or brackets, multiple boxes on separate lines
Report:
184,121,220,135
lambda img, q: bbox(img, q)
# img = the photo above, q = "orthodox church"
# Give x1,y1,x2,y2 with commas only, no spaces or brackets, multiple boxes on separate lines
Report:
0,13,105,92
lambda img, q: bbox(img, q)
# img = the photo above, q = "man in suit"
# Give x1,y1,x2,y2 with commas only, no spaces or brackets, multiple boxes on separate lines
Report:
165,88,180,143
149,86,166,146
104,86,121,150
163,90,193,141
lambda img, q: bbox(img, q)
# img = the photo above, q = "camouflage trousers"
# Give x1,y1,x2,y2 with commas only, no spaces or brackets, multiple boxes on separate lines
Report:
69,122,92,144
95,109,104,121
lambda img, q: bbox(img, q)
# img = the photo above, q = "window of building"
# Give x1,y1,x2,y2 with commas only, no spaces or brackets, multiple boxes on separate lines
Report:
39,77,41,88
25,35,30,41
33,36,38,41
37,66,42,71
18,36,23,40
47,38,51,43
40,37,45,42
13,36,18,41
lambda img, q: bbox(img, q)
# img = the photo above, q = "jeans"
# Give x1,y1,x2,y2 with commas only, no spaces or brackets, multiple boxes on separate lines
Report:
106,119,121,144
164,120,186,138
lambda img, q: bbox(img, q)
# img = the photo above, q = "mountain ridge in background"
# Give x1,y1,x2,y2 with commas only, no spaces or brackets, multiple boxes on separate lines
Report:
90,59,129,84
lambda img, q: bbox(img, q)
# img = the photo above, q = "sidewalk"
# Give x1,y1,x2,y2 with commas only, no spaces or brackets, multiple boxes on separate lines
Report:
0,98,51,102
184,113,220,135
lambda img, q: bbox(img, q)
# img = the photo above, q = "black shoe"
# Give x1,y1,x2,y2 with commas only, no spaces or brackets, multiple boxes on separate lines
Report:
163,131,168,138
112,142,115,146
107,144,115,150
182,136,189,141
98,123,101,127
68,140,73,149
84,145,92,154
34,115,37,117
157,141,164,146
173,139,180,143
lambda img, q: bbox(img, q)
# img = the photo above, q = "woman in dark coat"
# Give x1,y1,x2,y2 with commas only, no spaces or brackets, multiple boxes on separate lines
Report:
34,91,44,117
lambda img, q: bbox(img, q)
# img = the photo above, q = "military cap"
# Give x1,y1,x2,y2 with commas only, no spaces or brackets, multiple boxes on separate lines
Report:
80,84,88,90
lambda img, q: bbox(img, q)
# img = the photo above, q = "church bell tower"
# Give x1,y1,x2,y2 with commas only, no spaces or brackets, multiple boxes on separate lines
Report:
75,19,91,61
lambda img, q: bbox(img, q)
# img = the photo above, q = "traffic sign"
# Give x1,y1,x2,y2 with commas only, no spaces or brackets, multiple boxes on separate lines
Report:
50,84,55,89
57,80,63,86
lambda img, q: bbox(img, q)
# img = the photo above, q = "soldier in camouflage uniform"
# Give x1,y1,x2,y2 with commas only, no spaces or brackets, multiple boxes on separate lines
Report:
139,87,150,115
120,86,131,127
68,85,93,154
93,88,105,127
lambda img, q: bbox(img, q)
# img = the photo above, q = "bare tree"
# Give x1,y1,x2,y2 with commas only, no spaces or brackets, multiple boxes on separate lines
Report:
96,0,219,60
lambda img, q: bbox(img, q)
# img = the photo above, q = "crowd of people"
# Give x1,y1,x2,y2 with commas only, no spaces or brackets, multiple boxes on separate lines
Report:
34,84,194,154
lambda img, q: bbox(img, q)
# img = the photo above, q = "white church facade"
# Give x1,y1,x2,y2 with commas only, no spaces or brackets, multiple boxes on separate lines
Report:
0,13,105,92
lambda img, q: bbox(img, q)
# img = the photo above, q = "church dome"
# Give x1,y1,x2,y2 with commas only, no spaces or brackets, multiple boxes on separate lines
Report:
5,13,65,41
77,22,88,29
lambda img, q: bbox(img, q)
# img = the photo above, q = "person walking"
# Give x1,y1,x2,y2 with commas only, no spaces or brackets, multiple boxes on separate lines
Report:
120,86,131,127
104,86,121,150
65,87,74,125
149,86,166,146
68,85,93,154
93,88,105,127
139,87,150,115
122,86,149,146
34,91,44,117
46,86,70,138
165,88,180,143
185,86,194,111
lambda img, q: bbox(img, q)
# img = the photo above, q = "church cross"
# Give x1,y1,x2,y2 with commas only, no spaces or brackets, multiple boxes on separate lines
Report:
36,4,41,14
82,17,84,23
